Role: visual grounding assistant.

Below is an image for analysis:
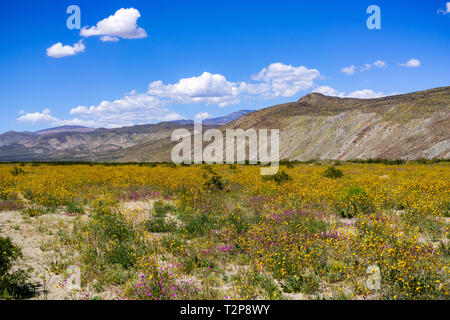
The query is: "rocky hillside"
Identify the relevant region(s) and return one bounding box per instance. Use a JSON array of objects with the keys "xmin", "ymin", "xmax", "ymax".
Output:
[
  {"xmin": 224, "ymin": 86, "xmax": 450, "ymax": 160},
  {"xmin": 0, "ymin": 122, "xmax": 209, "ymax": 162},
  {"xmin": 0, "ymin": 87, "xmax": 448, "ymax": 162}
]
